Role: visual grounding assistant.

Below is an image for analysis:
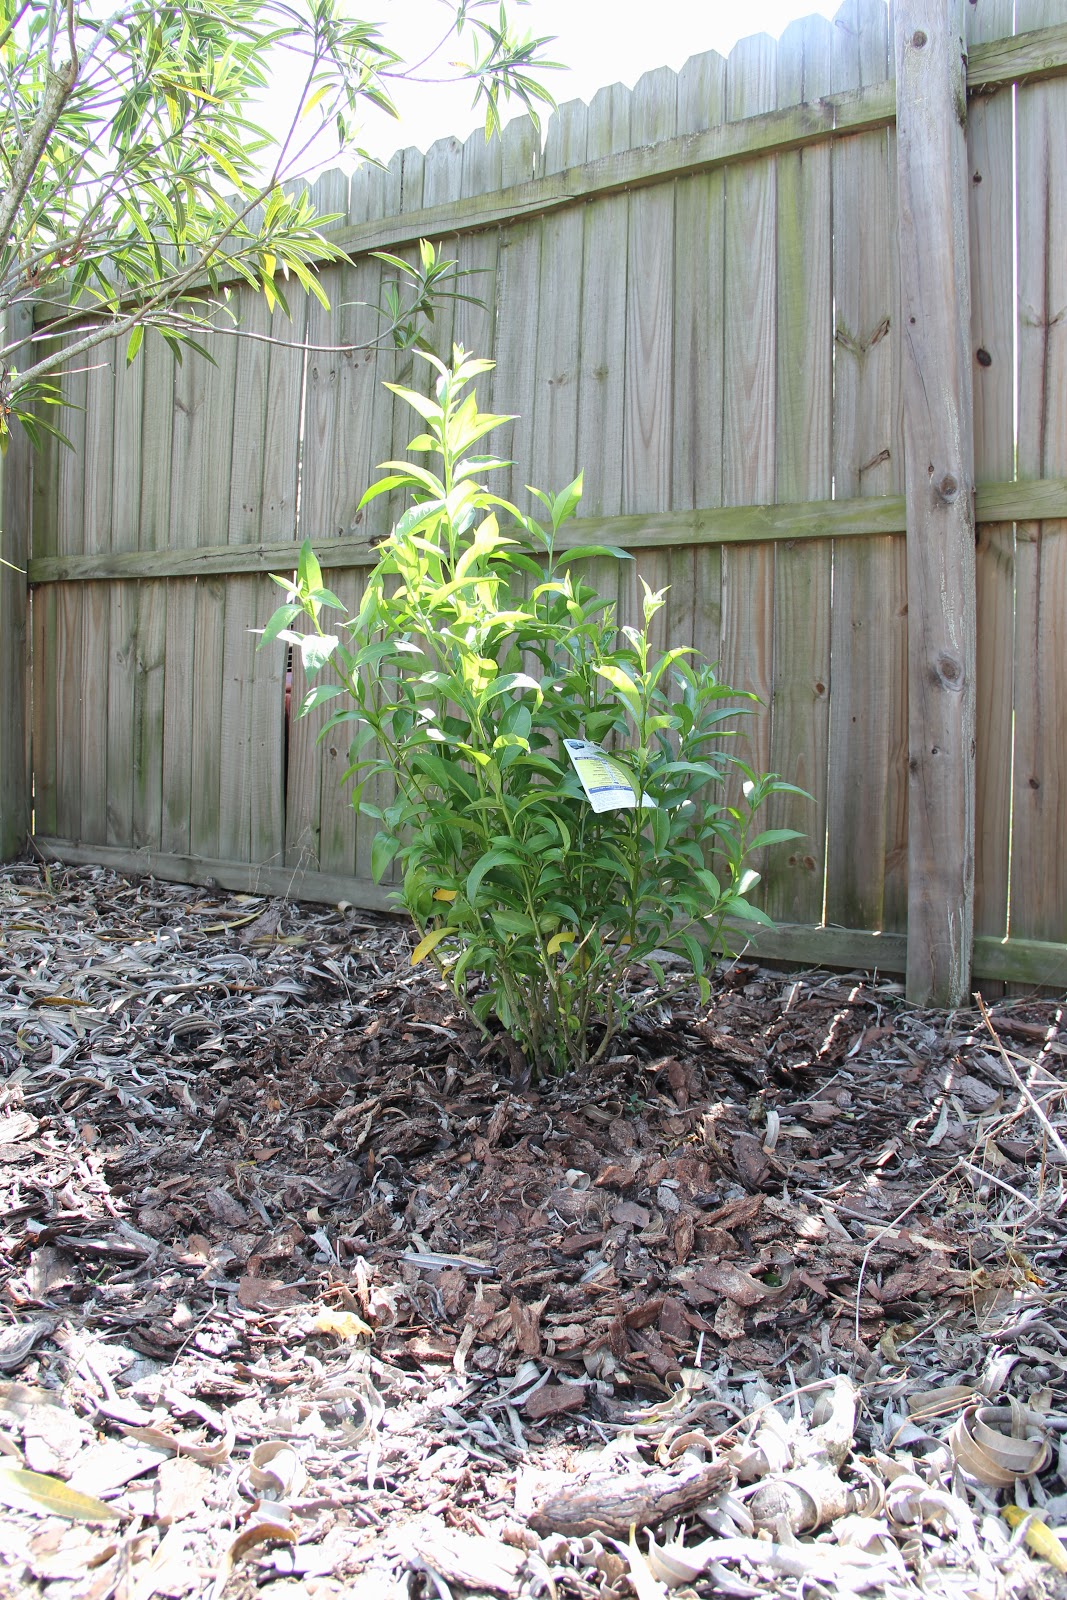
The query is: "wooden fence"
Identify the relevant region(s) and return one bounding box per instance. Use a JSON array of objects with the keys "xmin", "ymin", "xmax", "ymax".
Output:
[{"xmin": 4, "ymin": 0, "xmax": 1067, "ymax": 1001}]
